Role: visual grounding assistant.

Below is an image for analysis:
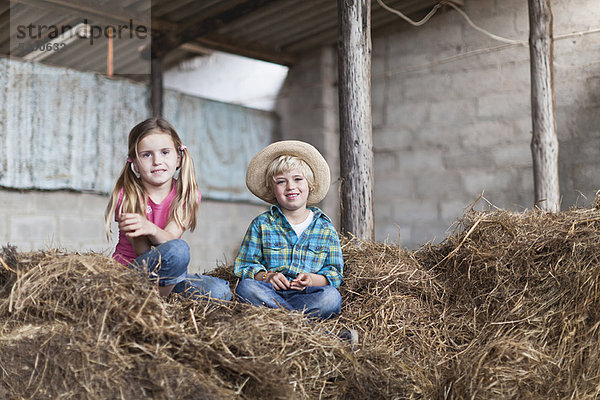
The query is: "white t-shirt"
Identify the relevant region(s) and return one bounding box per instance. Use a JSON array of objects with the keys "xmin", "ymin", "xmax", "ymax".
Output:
[{"xmin": 291, "ymin": 210, "xmax": 314, "ymax": 238}]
